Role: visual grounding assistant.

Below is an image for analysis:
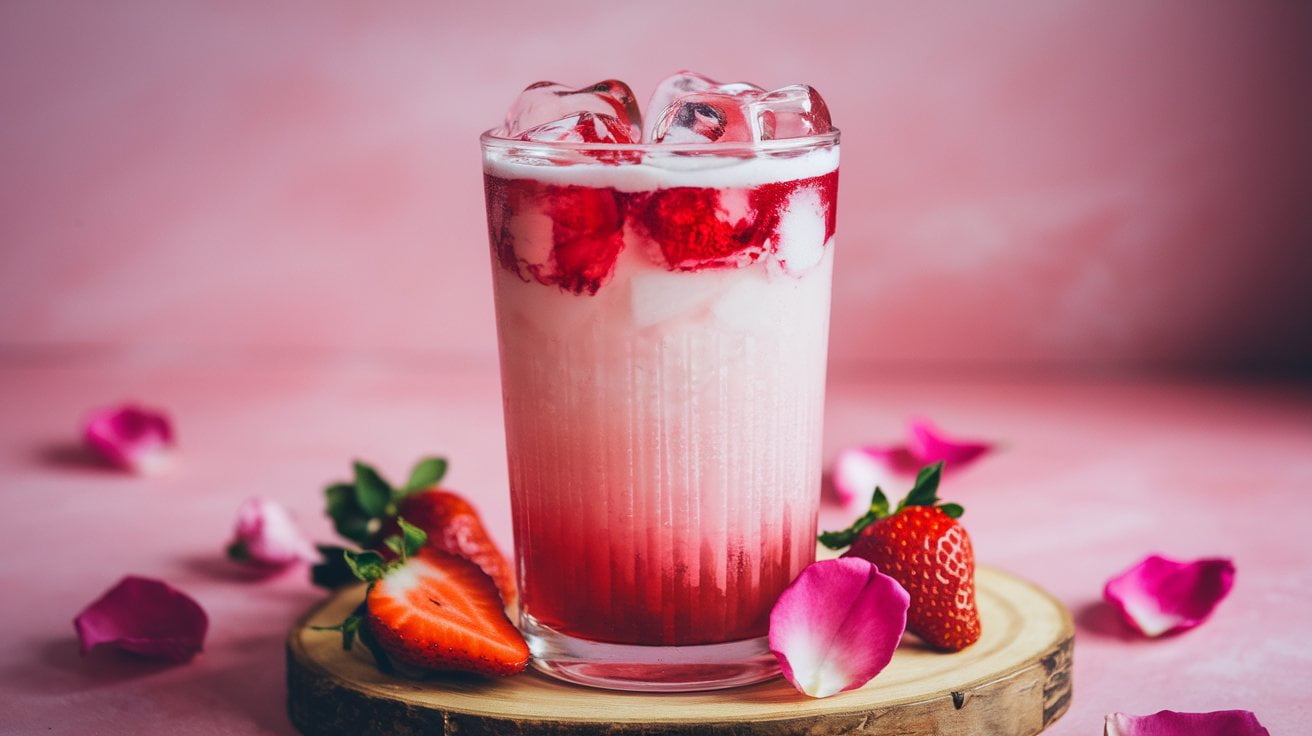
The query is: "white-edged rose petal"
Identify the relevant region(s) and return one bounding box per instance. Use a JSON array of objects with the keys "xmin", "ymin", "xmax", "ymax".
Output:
[
  {"xmin": 83, "ymin": 404, "xmax": 175, "ymax": 475},
  {"xmin": 769, "ymin": 557, "xmax": 909, "ymax": 698},
  {"xmin": 226, "ymin": 497, "xmax": 318, "ymax": 570},
  {"xmin": 1104, "ymin": 554, "xmax": 1236, "ymax": 637}
]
